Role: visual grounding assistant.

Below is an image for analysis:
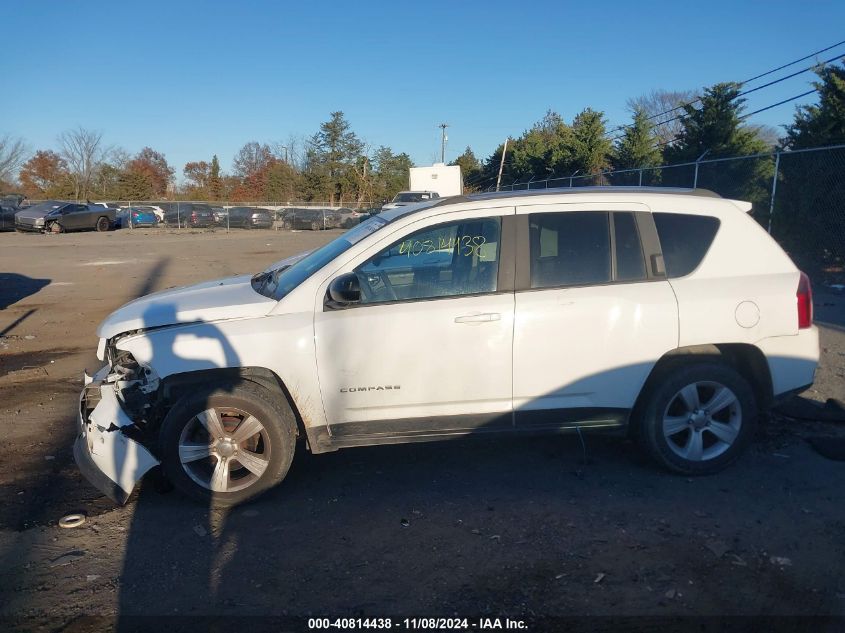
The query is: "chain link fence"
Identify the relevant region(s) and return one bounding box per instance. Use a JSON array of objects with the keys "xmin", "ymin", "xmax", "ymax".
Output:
[{"xmin": 495, "ymin": 144, "xmax": 845, "ymax": 286}]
